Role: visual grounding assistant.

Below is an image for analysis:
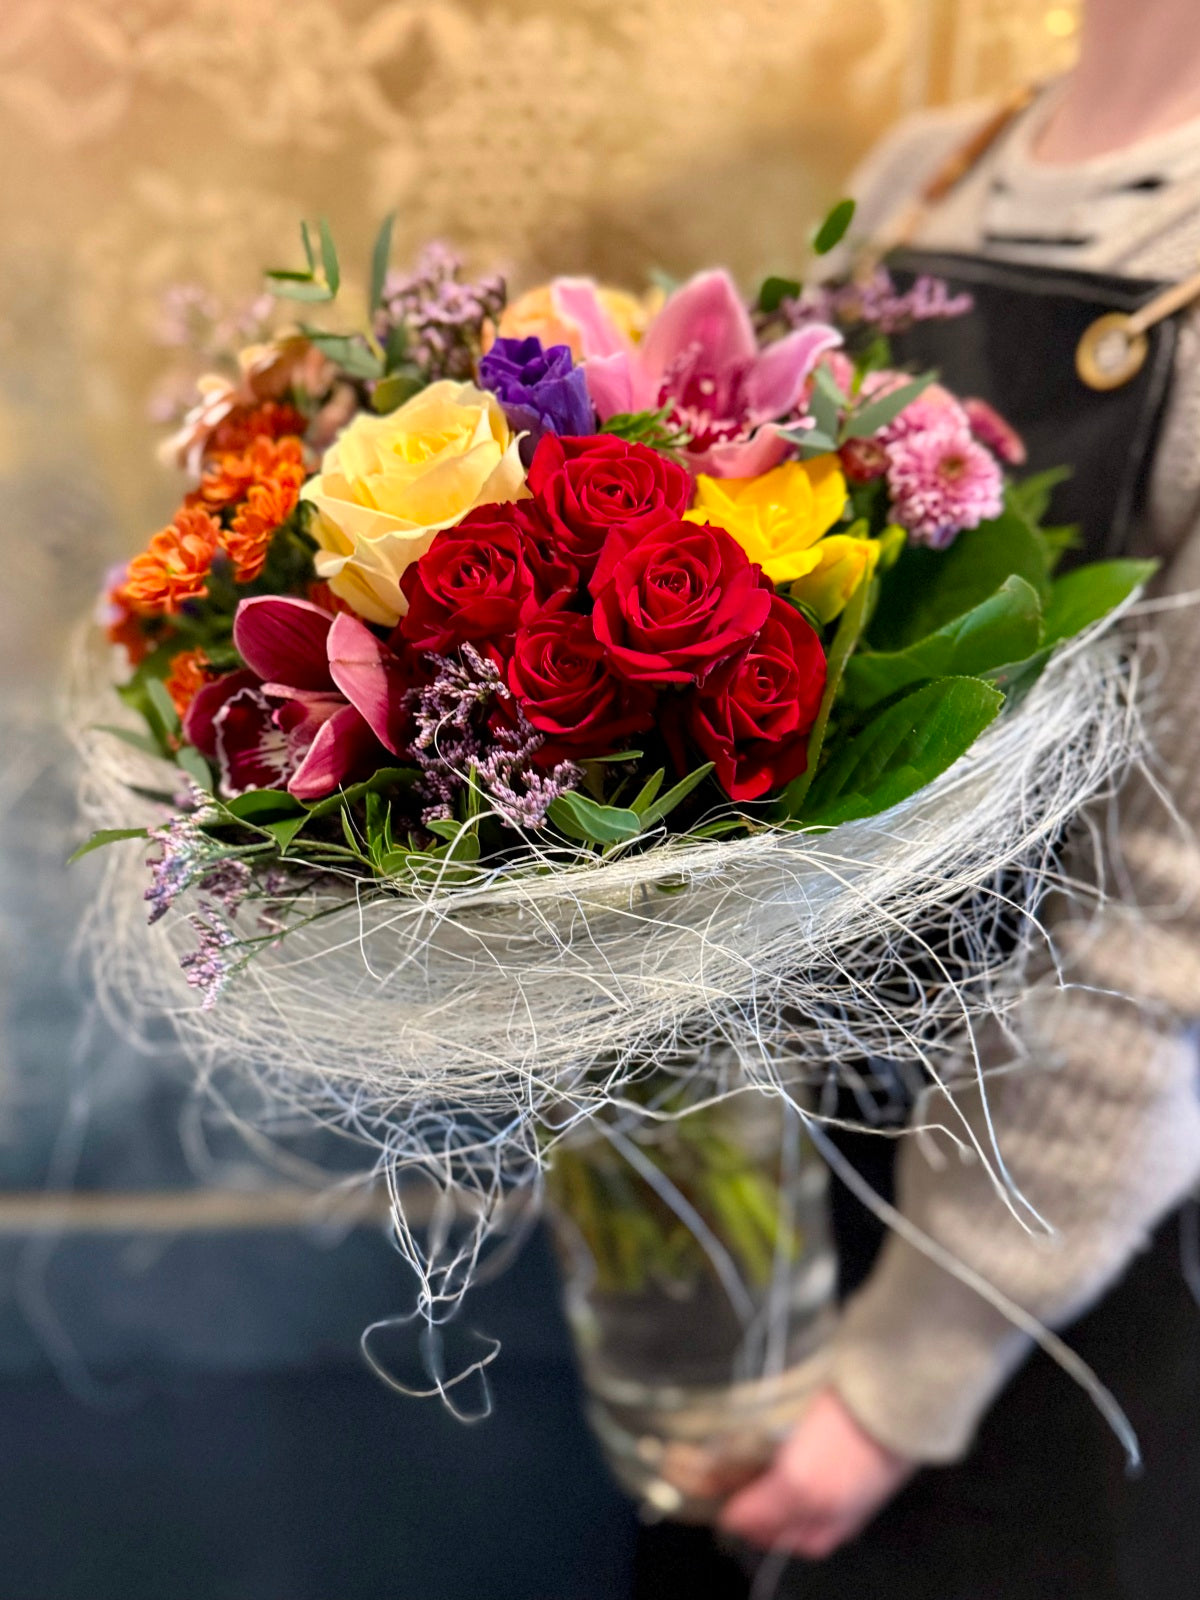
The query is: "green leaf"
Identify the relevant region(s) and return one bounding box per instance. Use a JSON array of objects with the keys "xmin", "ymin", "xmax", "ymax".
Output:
[
  {"xmin": 369, "ymin": 211, "xmax": 395, "ymax": 315},
  {"xmin": 802, "ymin": 677, "xmax": 1003, "ymax": 827},
  {"xmin": 807, "ymin": 369, "xmax": 841, "ymax": 452},
  {"xmin": 843, "ymin": 576, "xmax": 1044, "ymax": 708},
  {"xmin": 842, "ymin": 372, "xmax": 935, "ymax": 440},
  {"xmin": 371, "ymin": 371, "xmax": 425, "ymax": 412},
  {"xmin": 548, "ymin": 791, "xmax": 644, "ymax": 845},
  {"xmin": 318, "ymin": 217, "xmax": 340, "ymax": 296},
  {"xmin": 300, "ymin": 220, "xmax": 317, "ymax": 273},
  {"xmin": 265, "ymin": 276, "xmax": 334, "ymax": 303},
  {"xmin": 811, "ymin": 197, "xmax": 856, "ymax": 256},
  {"xmin": 777, "ymin": 426, "xmax": 838, "ymax": 455},
  {"xmin": 300, "ymin": 329, "xmax": 383, "ymax": 380},
  {"xmin": 146, "ymin": 677, "xmax": 181, "ymax": 738},
  {"xmin": 93, "ymin": 723, "xmax": 164, "ymax": 758},
  {"xmin": 1007, "ymin": 466, "xmax": 1071, "ymax": 528},
  {"xmin": 223, "ymin": 789, "xmax": 304, "ymax": 822},
  {"xmin": 869, "ymin": 511, "xmax": 1050, "ymax": 652},
  {"xmin": 638, "ymin": 763, "xmax": 715, "ymax": 828},
  {"xmin": 758, "ymin": 274, "xmax": 802, "ymax": 314},
  {"xmin": 1041, "ymin": 559, "xmax": 1157, "ymax": 647},
  {"xmin": 264, "ymin": 815, "xmax": 308, "ymax": 852},
  {"xmin": 304, "ymin": 767, "xmax": 419, "ymax": 819},
  {"xmin": 773, "ymin": 563, "xmax": 872, "ymax": 818},
  {"xmin": 176, "ymin": 746, "xmax": 212, "ymax": 791},
  {"xmin": 68, "ymin": 827, "xmax": 148, "ymax": 865},
  {"xmin": 600, "ymin": 406, "xmax": 692, "ymax": 455},
  {"xmin": 629, "ymin": 768, "xmax": 666, "ymax": 814}
]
